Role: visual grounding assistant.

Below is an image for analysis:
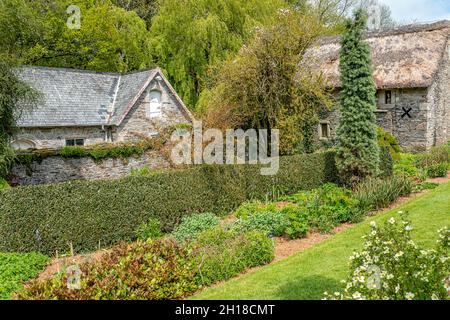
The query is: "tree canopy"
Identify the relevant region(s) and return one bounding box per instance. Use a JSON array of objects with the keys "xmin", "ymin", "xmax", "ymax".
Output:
[
  {"xmin": 0, "ymin": 0, "xmax": 153, "ymax": 72},
  {"xmin": 0, "ymin": 61, "xmax": 39, "ymax": 176},
  {"xmin": 150, "ymin": 0, "xmax": 287, "ymax": 108},
  {"xmin": 202, "ymin": 10, "xmax": 332, "ymax": 155}
]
